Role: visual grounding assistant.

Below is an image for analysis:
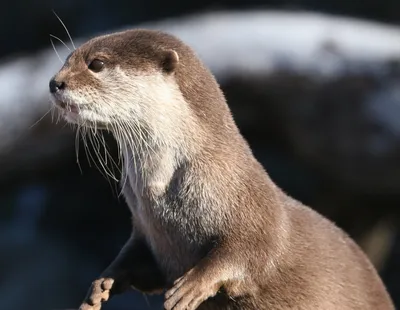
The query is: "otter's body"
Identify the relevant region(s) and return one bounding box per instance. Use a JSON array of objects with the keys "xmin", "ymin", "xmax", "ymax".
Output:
[{"xmin": 49, "ymin": 29, "xmax": 394, "ymax": 310}]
